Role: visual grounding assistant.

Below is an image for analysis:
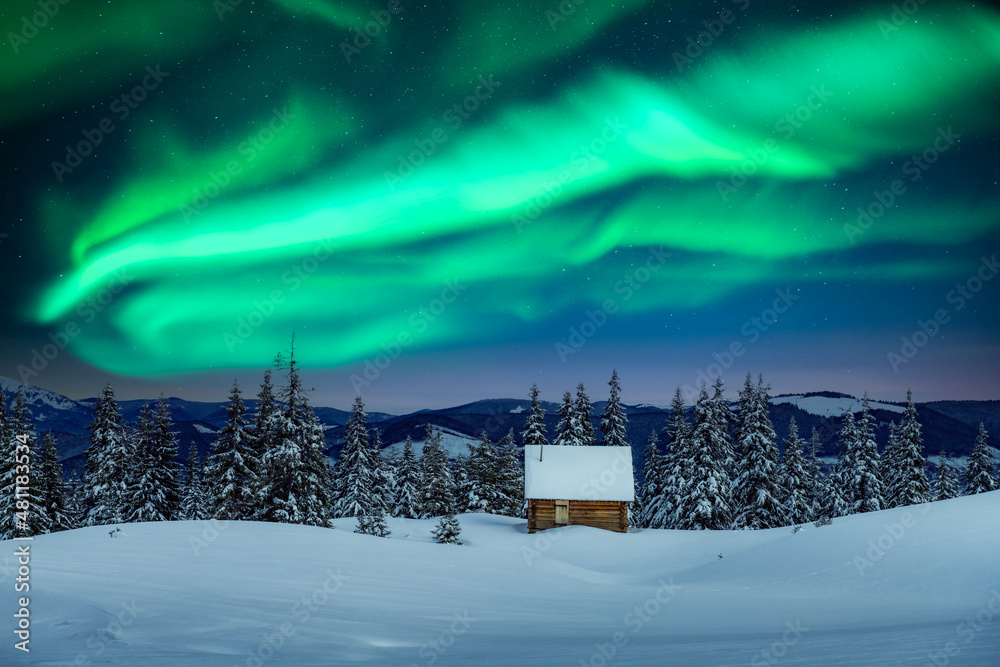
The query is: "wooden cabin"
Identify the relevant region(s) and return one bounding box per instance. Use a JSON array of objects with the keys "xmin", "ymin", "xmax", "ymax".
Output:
[{"xmin": 523, "ymin": 444, "xmax": 634, "ymax": 533}]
